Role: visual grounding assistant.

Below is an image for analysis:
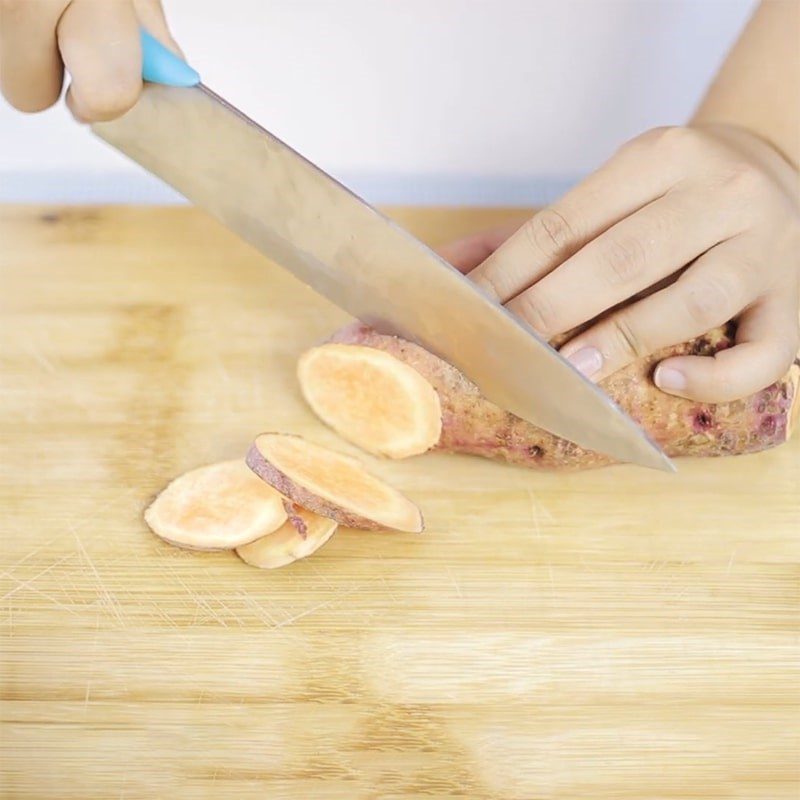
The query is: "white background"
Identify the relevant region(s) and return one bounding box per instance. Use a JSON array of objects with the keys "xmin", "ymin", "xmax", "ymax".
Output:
[{"xmin": 0, "ymin": 0, "xmax": 755, "ymax": 205}]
